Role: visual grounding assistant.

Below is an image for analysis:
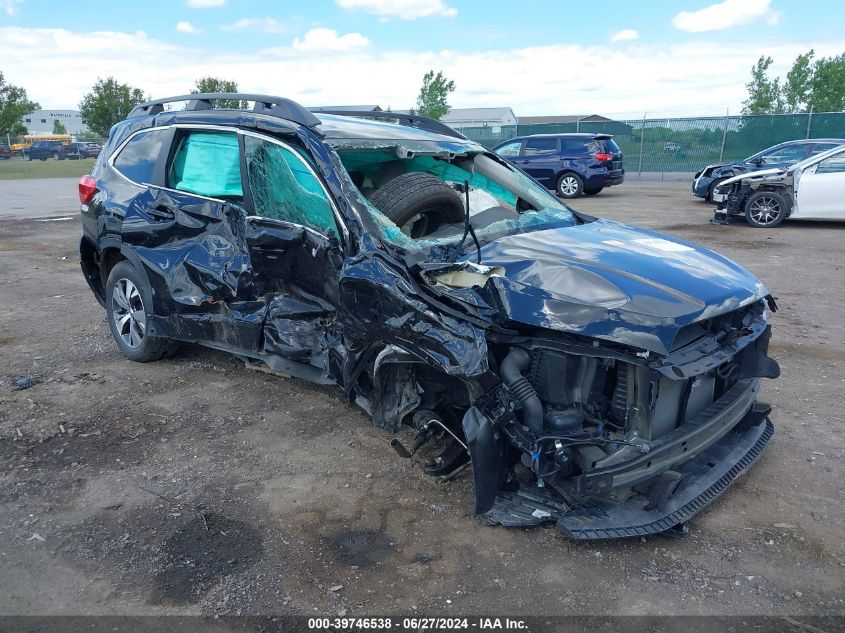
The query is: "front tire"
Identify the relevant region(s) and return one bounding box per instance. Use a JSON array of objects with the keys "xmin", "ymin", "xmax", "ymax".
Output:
[
  {"xmin": 706, "ymin": 178, "xmax": 726, "ymax": 202},
  {"xmin": 52, "ymin": 152, "xmax": 61, "ymax": 161},
  {"xmin": 23, "ymin": 154, "xmax": 31, "ymax": 161},
  {"xmin": 105, "ymin": 261, "xmax": 177, "ymax": 362},
  {"xmin": 556, "ymin": 173, "xmax": 583, "ymax": 198},
  {"xmin": 744, "ymin": 191, "xmax": 787, "ymax": 228}
]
